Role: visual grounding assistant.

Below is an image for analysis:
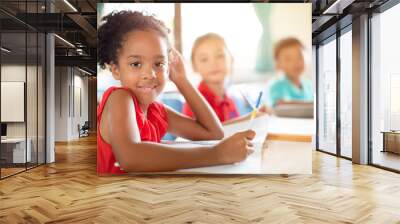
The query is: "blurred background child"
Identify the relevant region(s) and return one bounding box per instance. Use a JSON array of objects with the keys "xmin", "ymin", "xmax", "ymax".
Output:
[
  {"xmin": 268, "ymin": 37, "xmax": 313, "ymax": 107},
  {"xmin": 183, "ymin": 33, "xmax": 268, "ymax": 124}
]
